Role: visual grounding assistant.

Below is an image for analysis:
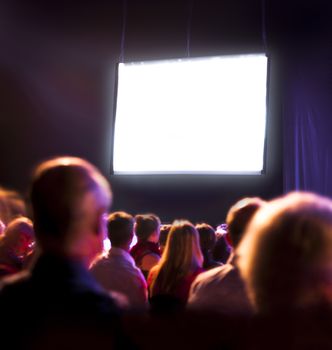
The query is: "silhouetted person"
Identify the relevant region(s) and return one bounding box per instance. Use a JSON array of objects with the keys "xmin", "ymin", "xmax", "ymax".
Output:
[
  {"xmin": 0, "ymin": 156, "xmax": 123, "ymax": 349},
  {"xmin": 196, "ymin": 223, "xmax": 222, "ymax": 270}
]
